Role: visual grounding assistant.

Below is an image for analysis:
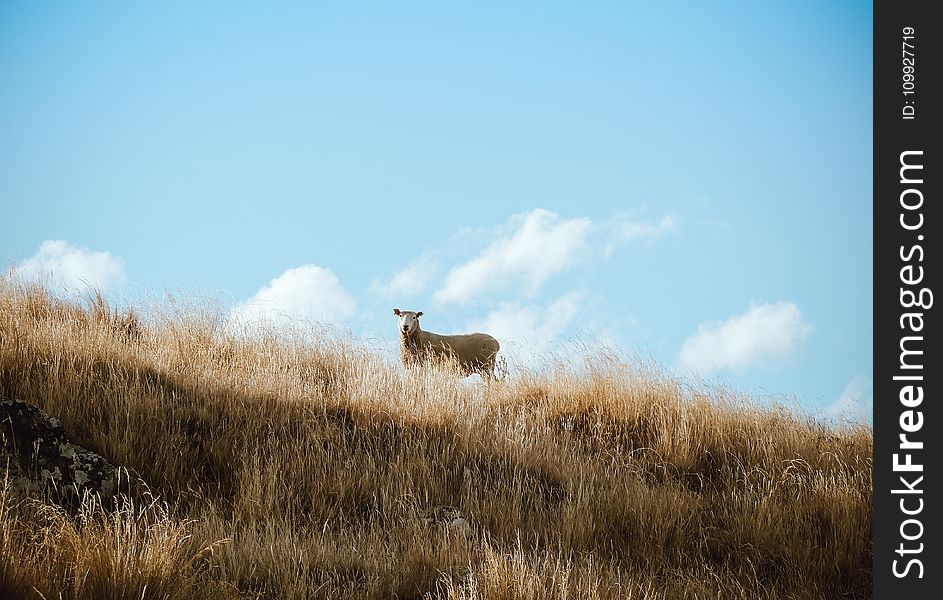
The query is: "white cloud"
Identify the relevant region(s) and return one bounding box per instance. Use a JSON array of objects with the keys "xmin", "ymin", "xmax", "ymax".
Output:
[
  {"xmin": 14, "ymin": 240, "xmax": 126, "ymax": 293},
  {"xmin": 230, "ymin": 265, "xmax": 356, "ymax": 328},
  {"xmin": 378, "ymin": 208, "xmax": 678, "ymax": 307},
  {"xmin": 370, "ymin": 257, "xmax": 437, "ymax": 297},
  {"xmin": 678, "ymin": 302, "xmax": 811, "ymax": 373},
  {"xmin": 610, "ymin": 213, "xmax": 678, "ymax": 244},
  {"xmin": 826, "ymin": 375, "xmax": 873, "ymax": 424},
  {"xmin": 601, "ymin": 212, "xmax": 678, "ymax": 256},
  {"xmin": 467, "ymin": 292, "xmax": 585, "ymax": 367},
  {"xmin": 434, "ymin": 209, "xmax": 592, "ymax": 305}
]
